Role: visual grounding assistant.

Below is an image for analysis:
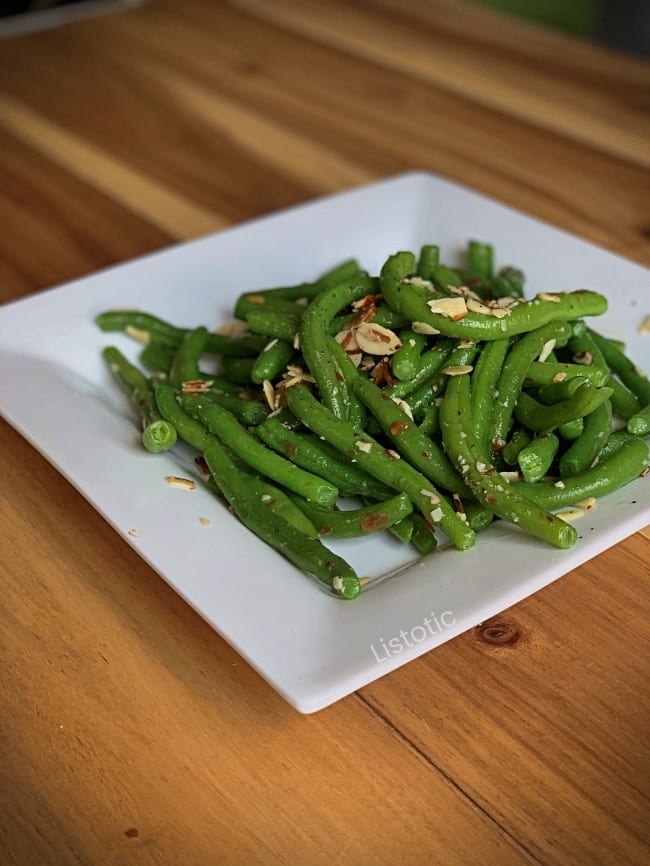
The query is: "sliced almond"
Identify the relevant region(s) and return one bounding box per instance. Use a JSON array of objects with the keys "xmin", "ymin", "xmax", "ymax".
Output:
[
  {"xmin": 466, "ymin": 298, "xmax": 493, "ymax": 316},
  {"xmin": 639, "ymin": 315, "xmax": 650, "ymax": 334},
  {"xmin": 552, "ymin": 372, "xmax": 567, "ymax": 383},
  {"xmin": 390, "ymin": 395, "xmax": 414, "ymax": 420},
  {"xmin": 496, "ymin": 296, "xmax": 519, "ymax": 308},
  {"xmin": 577, "ymin": 497, "xmax": 597, "ymax": 510},
  {"xmin": 262, "ymin": 338, "xmax": 278, "ymax": 353},
  {"xmin": 538, "ymin": 339, "xmax": 556, "ymax": 363},
  {"xmin": 402, "ymin": 276, "xmax": 435, "ymax": 290},
  {"xmin": 537, "ymin": 292, "xmax": 562, "ymax": 303},
  {"xmin": 335, "ymin": 328, "xmax": 362, "ymax": 367},
  {"xmin": 355, "ymin": 440, "xmax": 372, "ymax": 453},
  {"xmin": 125, "ymin": 325, "xmax": 151, "ymax": 344},
  {"xmin": 165, "ymin": 476, "xmax": 196, "ymax": 490},
  {"xmin": 127, "ymin": 528, "xmax": 143, "ymax": 538},
  {"xmin": 215, "ymin": 320, "xmax": 248, "ymax": 337},
  {"xmin": 262, "ymin": 379, "xmax": 276, "ymax": 410},
  {"xmin": 429, "ymin": 507, "xmax": 443, "ymax": 523},
  {"xmin": 442, "ymin": 364, "xmax": 474, "ymax": 376},
  {"xmin": 457, "ymin": 339, "xmax": 475, "ymax": 348},
  {"xmin": 427, "ymin": 297, "xmax": 468, "ymax": 321},
  {"xmin": 489, "ymin": 306, "xmax": 510, "ymax": 319},
  {"xmin": 355, "ymin": 322, "xmax": 402, "ymax": 355},
  {"xmin": 293, "ymin": 331, "xmax": 301, "ymax": 350},
  {"xmin": 411, "ymin": 321, "xmax": 441, "ymax": 335},
  {"xmin": 556, "ymin": 506, "xmax": 585, "ymax": 522},
  {"xmin": 420, "ymin": 488, "xmax": 441, "ymax": 505},
  {"xmin": 199, "ymin": 516, "xmax": 211, "ymax": 527},
  {"xmin": 181, "ymin": 379, "xmax": 213, "ymax": 394}
]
